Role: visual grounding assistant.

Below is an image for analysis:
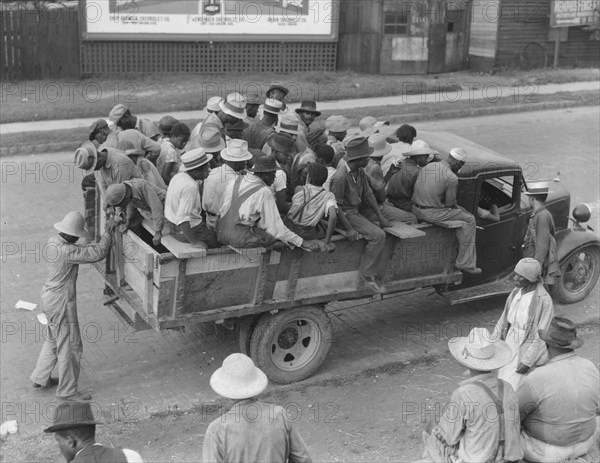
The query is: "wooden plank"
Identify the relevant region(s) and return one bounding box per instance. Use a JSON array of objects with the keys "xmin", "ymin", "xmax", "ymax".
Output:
[
  {"xmin": 123, "ymin": 261, "xmax": 149, "ymax": 311},
  {"xmin": 160, "ymin": 233, "xmax": 207, "ymax": 259},
  {"xmin": 384, "ymin": 222, "xmax": 426, "ymax": 239}
]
